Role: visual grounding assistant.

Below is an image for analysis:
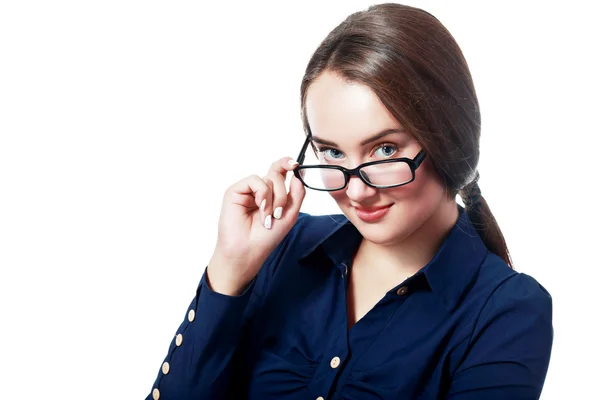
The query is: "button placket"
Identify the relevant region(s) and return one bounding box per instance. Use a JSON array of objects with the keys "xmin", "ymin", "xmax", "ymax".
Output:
[{"xmin": 307, "ymin": 343, "xmax": 348, "ymax": 398}]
